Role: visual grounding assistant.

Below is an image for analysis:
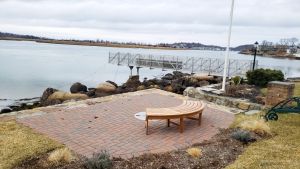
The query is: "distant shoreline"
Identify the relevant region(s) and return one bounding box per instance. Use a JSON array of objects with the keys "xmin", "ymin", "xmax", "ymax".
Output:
[
  {"xmin": 239, "ymin": 51, "xmax": 300, "ymax": 60},
  {"xmin": 0, "ymin": 38, "xmax": 186, "ymax": 50}
]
